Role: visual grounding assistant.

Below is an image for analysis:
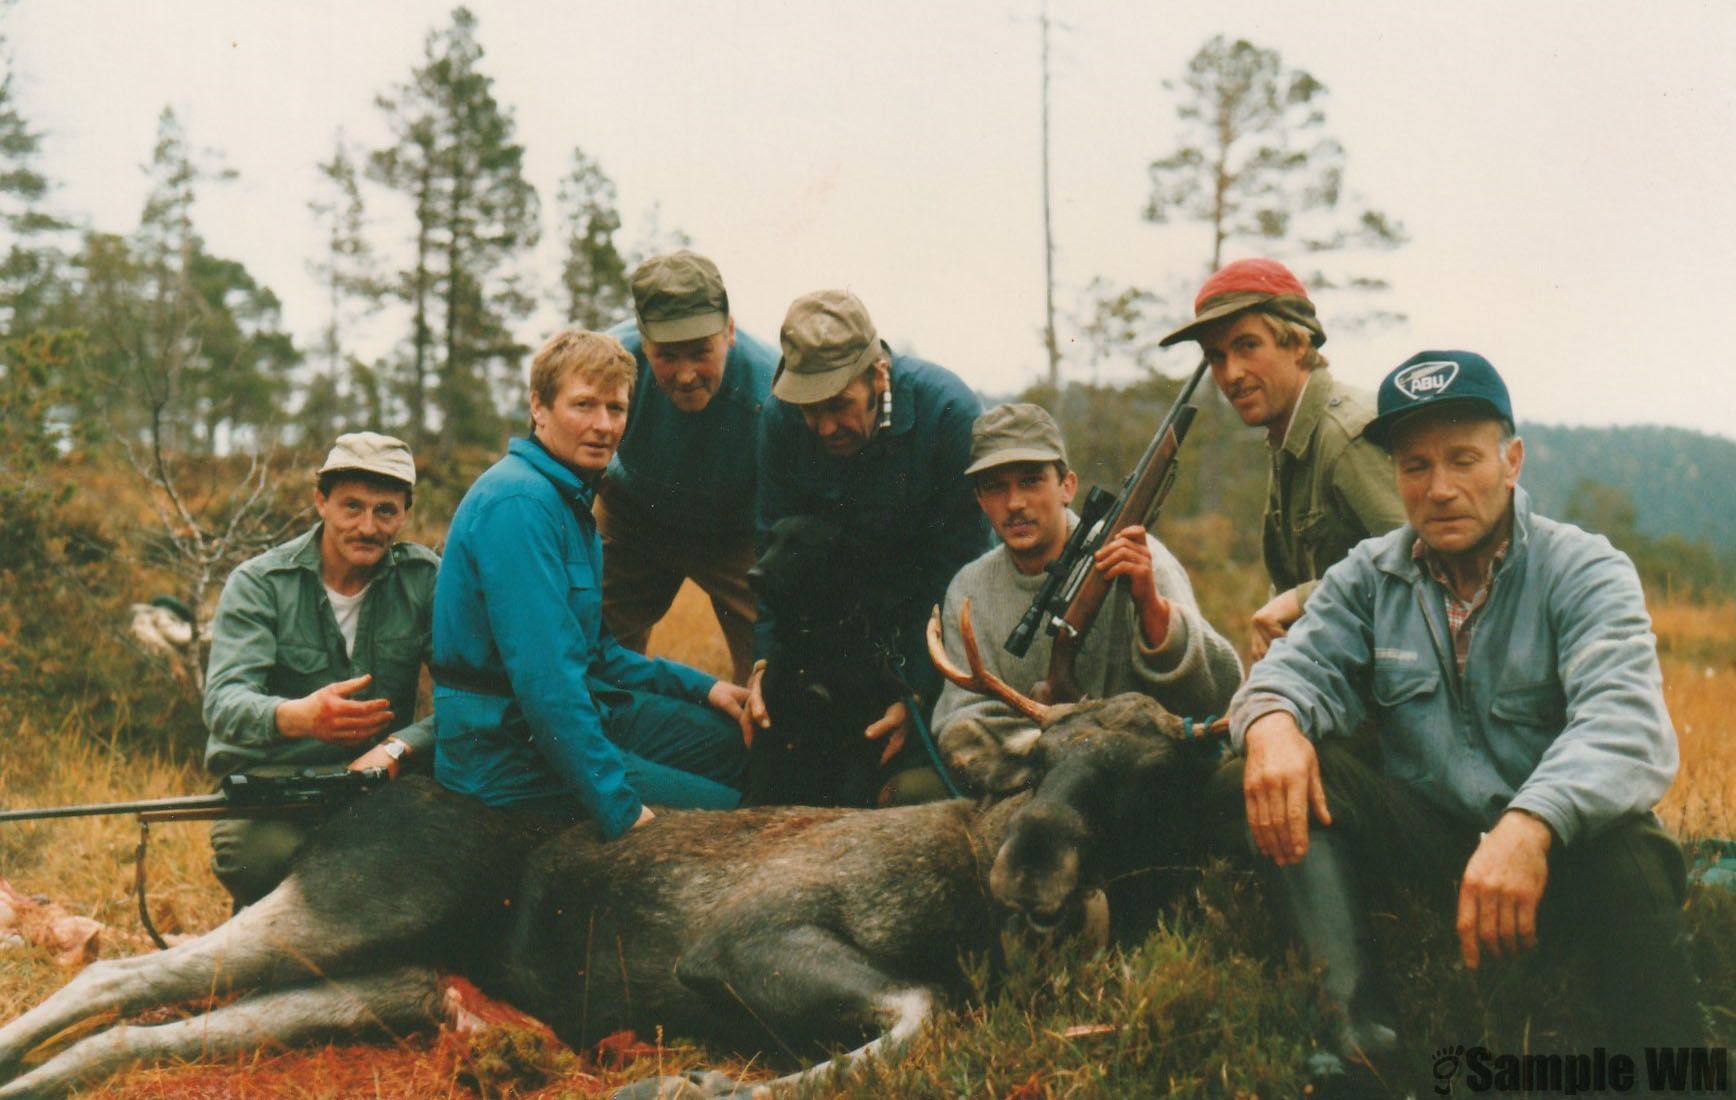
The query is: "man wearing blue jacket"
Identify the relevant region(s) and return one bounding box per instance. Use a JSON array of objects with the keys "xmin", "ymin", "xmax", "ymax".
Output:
[
  {"xmin": 600, "ymin": 251, "xmax": 776, "ymax": 684},
  {"xmin": 744, "ymin": 289, "xmax": 989, "ymax": 803},
  {"xmin": 433, "ymin": 328, "xmax": 748, "ymax": 837},
  {"xmin": 1224, "ymin": 351, "xmax": 1700, "ymax": 1077}
]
